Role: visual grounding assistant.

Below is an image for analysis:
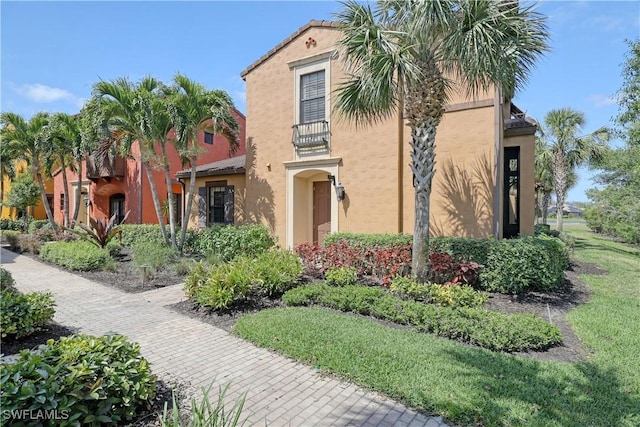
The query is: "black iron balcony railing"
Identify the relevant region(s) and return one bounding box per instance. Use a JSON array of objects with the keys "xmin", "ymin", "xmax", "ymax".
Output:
[
  {"xmin": 86, "ymin": 154, "xmax": 125, "ymax": 181},
  {"xmin": 292, "ymin": 120, "xmax": 329, "ymax": 150}
]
